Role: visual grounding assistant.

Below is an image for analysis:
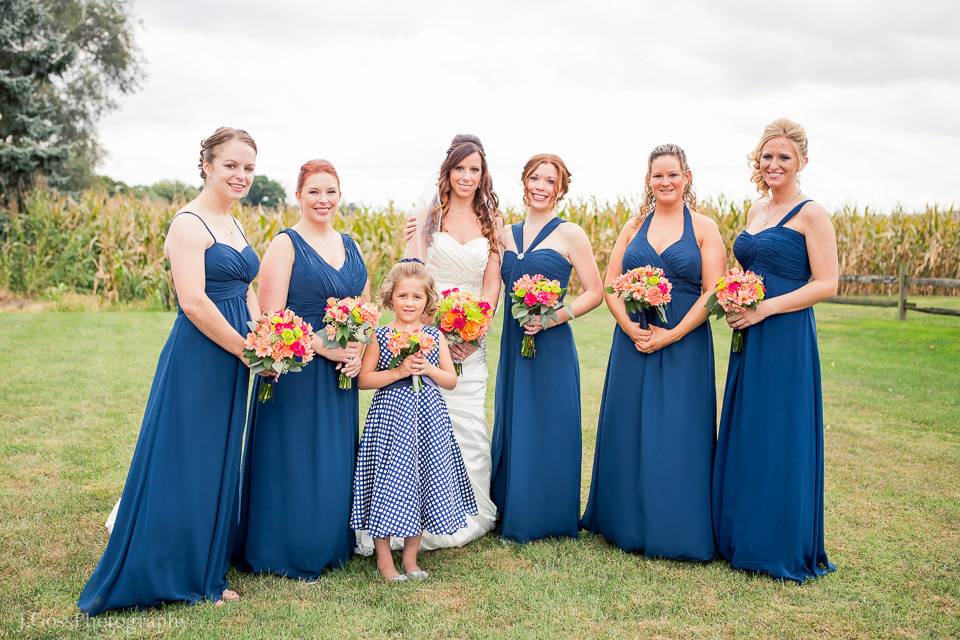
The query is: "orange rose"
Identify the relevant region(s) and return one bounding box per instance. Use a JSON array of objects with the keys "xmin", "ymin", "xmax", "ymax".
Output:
[
  {"xmin": 461, "ymin": 320, "xmax": 481, "ymax": 342},
  {"xmin": 441, "ymin": 311, "xmax": 458, "ymax": 332}
]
